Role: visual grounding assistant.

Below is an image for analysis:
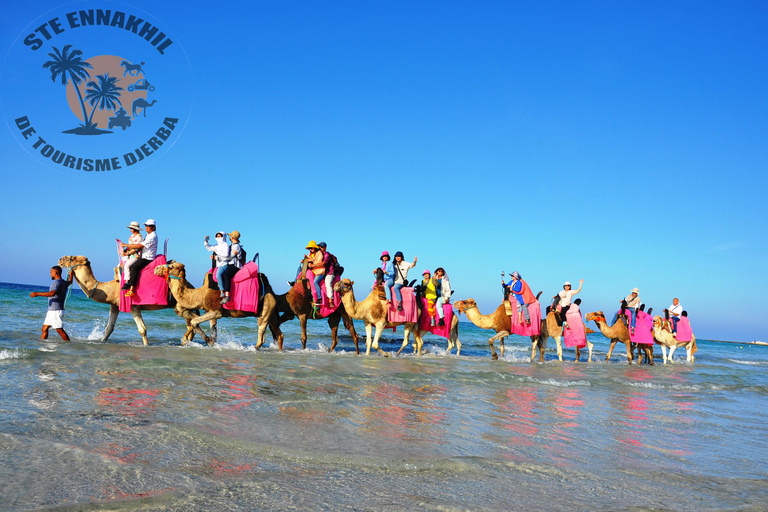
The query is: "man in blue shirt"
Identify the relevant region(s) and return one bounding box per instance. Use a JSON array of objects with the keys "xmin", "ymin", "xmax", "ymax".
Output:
[{"xmin": 30, "ymin": 265, "xmax": 73, "ymax": 341}]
